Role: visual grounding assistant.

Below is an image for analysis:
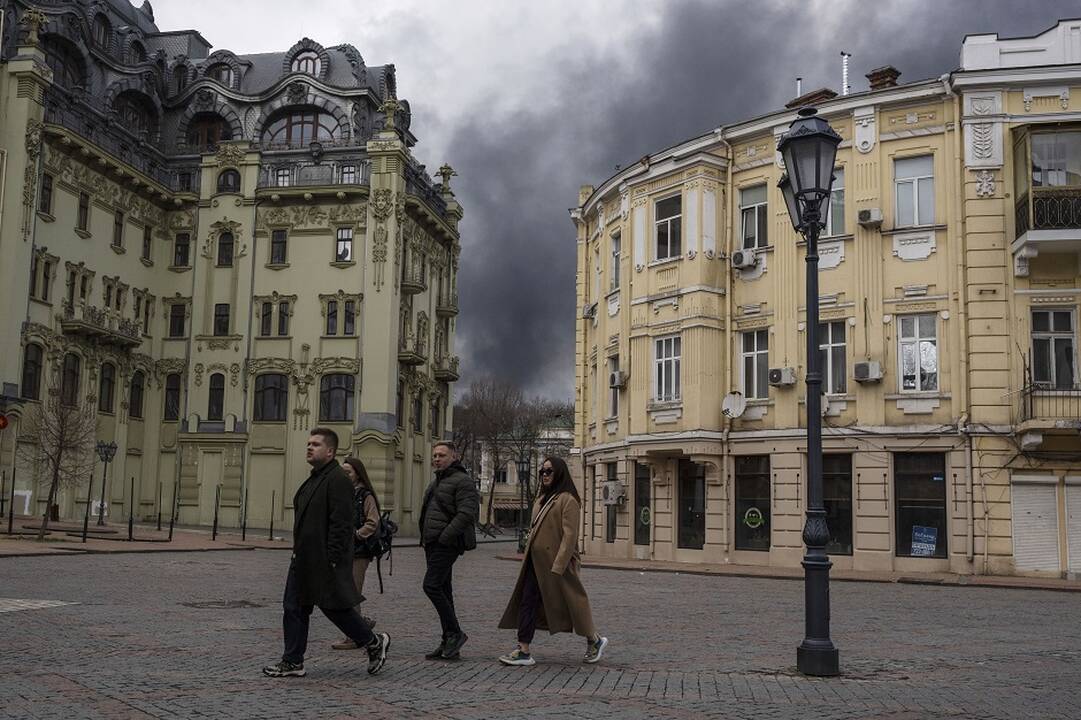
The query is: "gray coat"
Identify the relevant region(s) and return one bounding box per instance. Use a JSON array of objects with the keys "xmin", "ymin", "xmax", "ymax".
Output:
[
  {"xmin": 291, "ymin": 459, "xmax": 360, "ymax": 609},
  {"xmin": 419, "ymin": 461, "xmax": 479, "ymax": 548}
]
